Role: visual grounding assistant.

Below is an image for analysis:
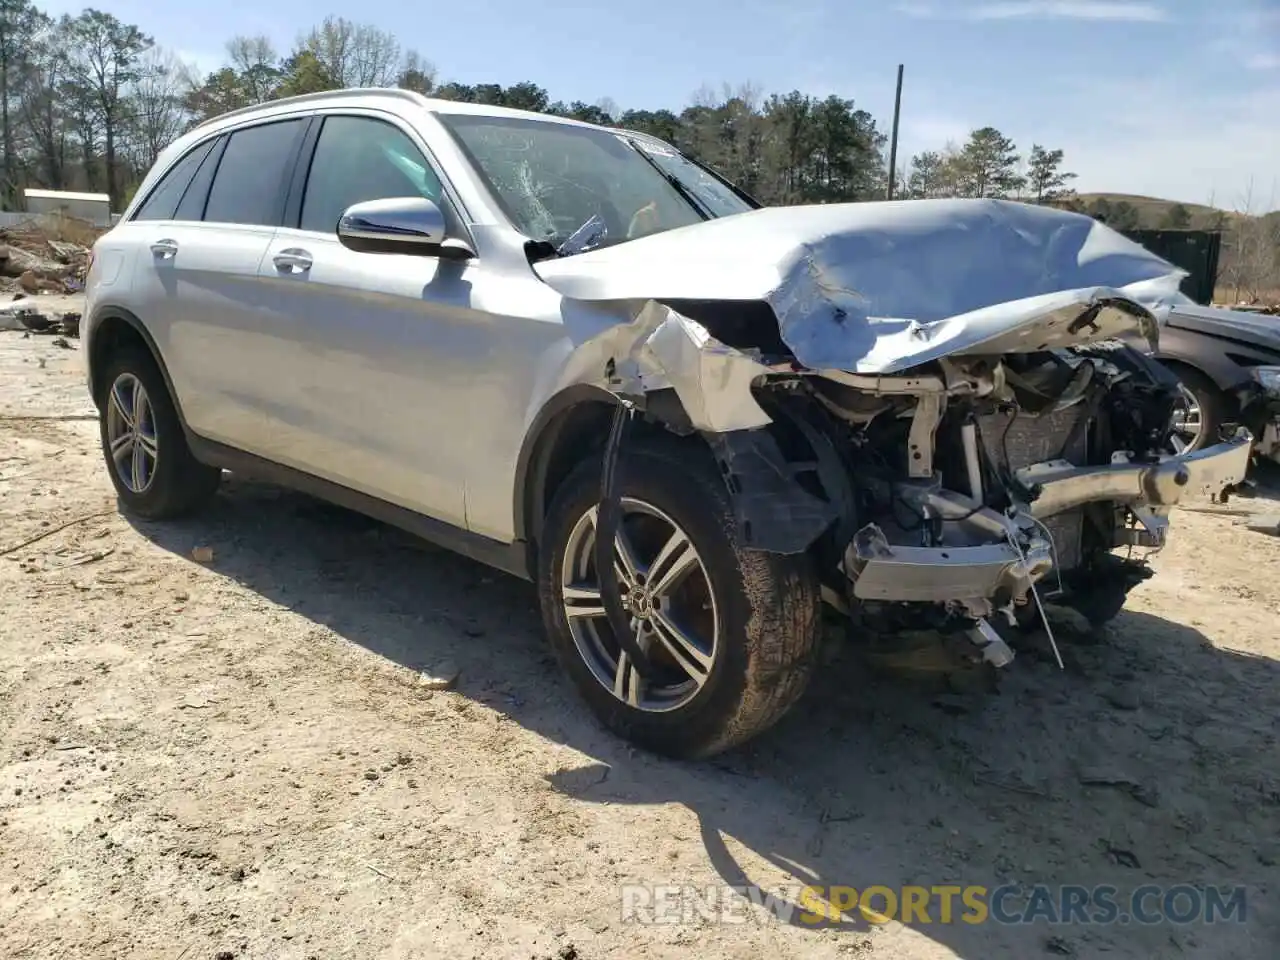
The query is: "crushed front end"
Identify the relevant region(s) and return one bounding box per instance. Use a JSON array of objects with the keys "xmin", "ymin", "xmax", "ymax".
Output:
[
  {"xmin": 541, "ymin": 199, "xmax": 1253, "ymax": 675},
  {"xmin": 748, "ymin": 338, "xmax": 1250, "ymax": 672}
]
